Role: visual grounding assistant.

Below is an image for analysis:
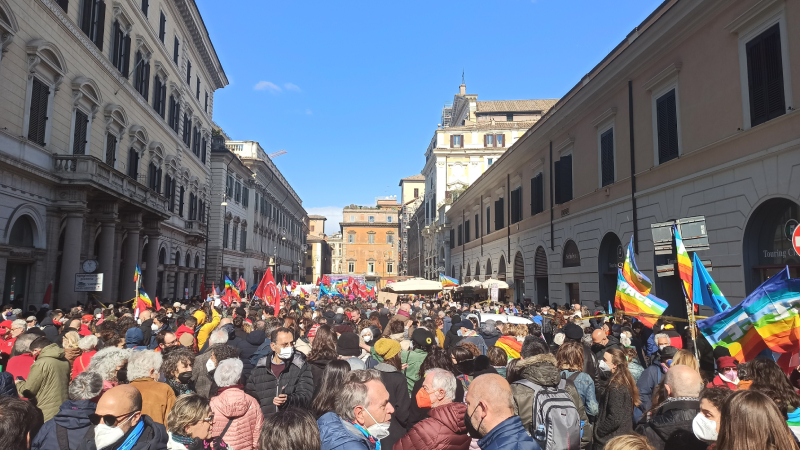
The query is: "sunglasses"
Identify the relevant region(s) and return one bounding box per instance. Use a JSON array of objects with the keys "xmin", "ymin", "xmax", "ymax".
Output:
[
  {"xmin": 89, "ymin": 411, "xmax": 138, "ymax": 427},
  {"xmin": 201, "ymin": 415, "xmax": 215, "ymax": 423}
]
